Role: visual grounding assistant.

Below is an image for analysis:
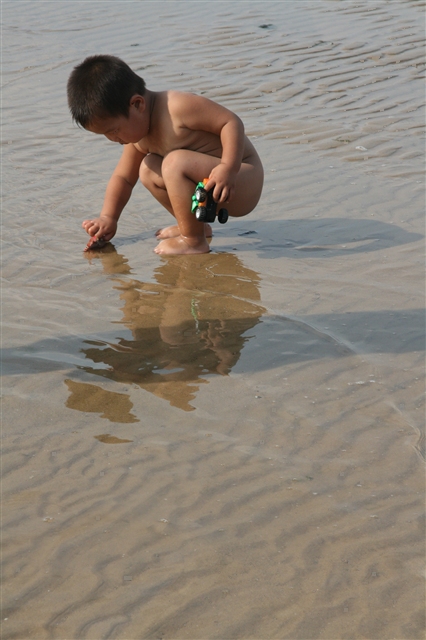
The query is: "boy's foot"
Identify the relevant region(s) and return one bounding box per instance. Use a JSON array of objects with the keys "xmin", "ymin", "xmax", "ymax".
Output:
[
  {"xmin": 155, "ymin": 223, "xmax": 213, "ymax": 239},
  {"xmin": 154, "ymin": 235, "xmax": 210, "ymax": 255}
]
